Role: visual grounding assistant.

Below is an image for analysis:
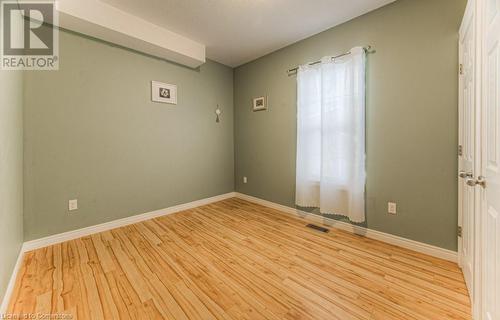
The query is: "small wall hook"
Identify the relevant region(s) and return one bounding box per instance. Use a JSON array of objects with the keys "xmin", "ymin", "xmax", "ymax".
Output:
[{"xmin": 215, "ymin": 105, "xmax": 222, "ymax": 123}]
